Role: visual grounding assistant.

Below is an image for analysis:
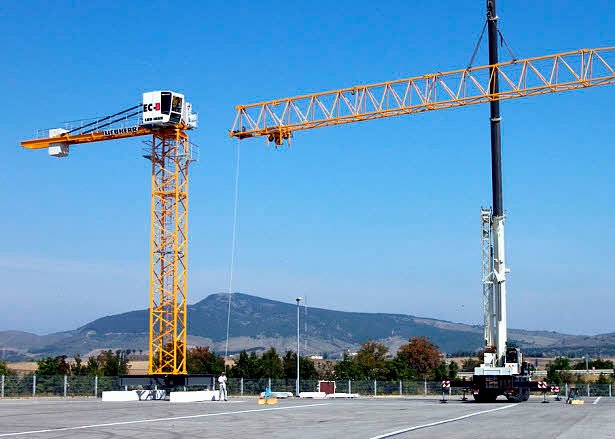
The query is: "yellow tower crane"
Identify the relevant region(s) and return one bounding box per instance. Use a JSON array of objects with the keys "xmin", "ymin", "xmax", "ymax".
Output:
[{"xmin": 21, "ymin": 91, "xmax": 197, "ymax": 376}]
